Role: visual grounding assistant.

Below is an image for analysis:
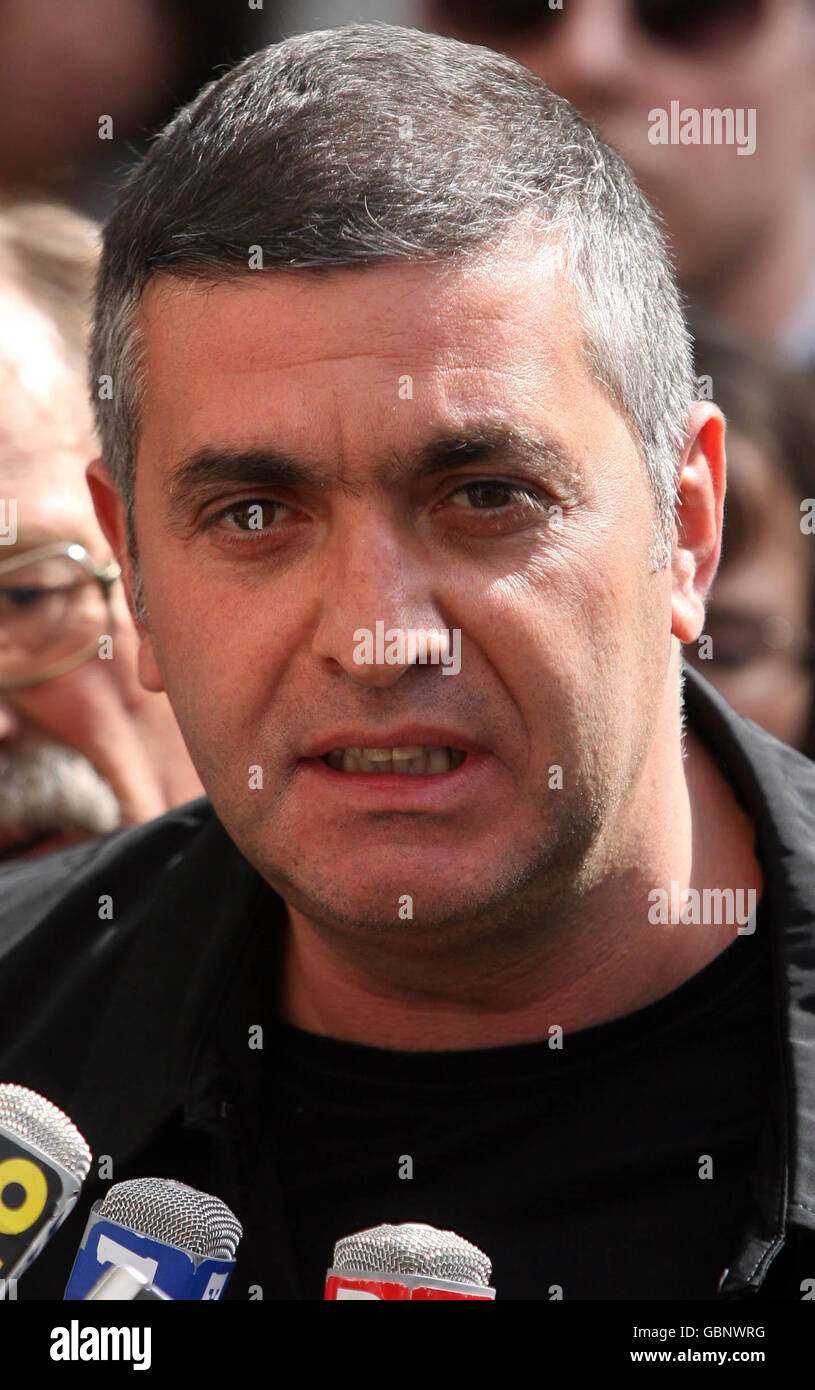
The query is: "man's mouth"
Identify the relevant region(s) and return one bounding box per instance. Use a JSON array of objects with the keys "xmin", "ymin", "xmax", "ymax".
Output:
[{"xmin": 321, "ymin": 745, "xmax": 468, "ymax": 774}]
